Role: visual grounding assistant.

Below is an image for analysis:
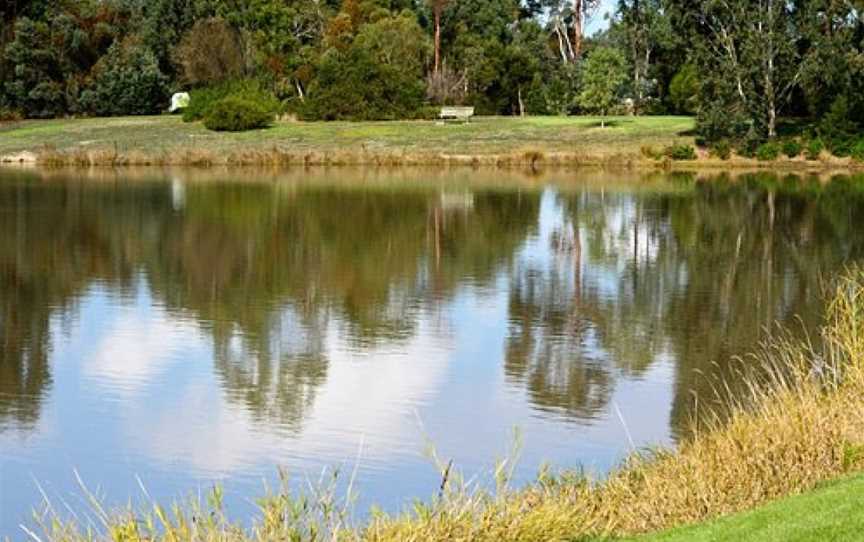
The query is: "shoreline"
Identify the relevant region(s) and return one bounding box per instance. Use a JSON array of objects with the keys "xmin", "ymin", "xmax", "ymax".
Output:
[
  {"xmin": 3, "ymin": 147, "xmax": 863, "ymax": 174},
  {"xmin": 3, "ymin": 115, "xmax": 861, "ymax": 174}
]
